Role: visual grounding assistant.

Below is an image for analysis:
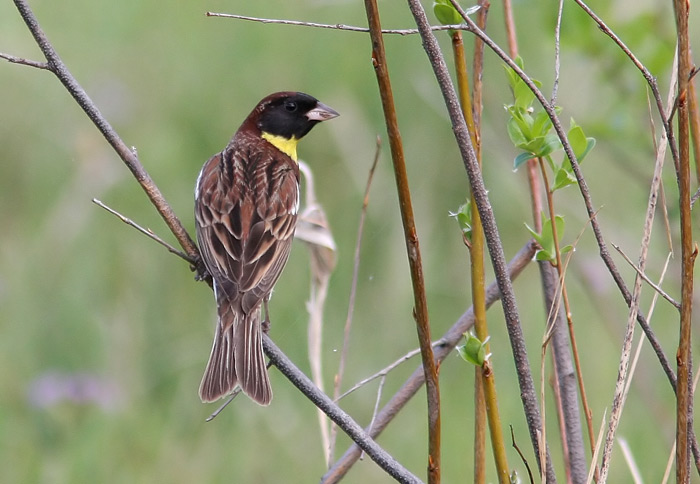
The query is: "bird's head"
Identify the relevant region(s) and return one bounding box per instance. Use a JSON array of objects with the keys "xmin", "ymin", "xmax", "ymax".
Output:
[{"xmin": 249, "ymin": 92, "xmax": 339, "ymax": 161}]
